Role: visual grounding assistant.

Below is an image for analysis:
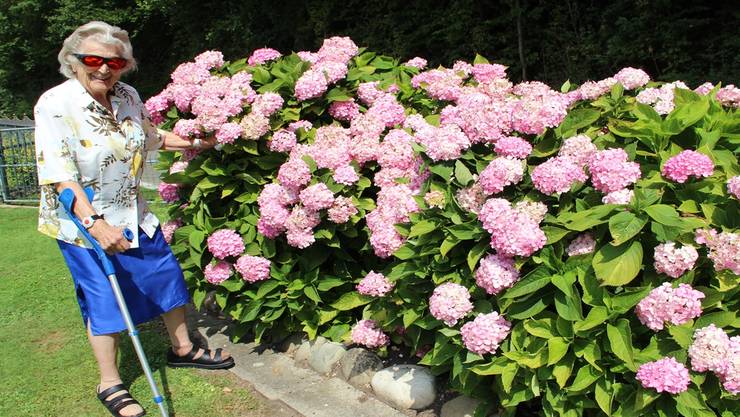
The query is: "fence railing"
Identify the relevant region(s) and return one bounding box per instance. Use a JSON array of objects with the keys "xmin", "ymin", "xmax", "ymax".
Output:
[
  {"xmin": 0, "ymin": 127, "xmax": 38, "ymax": 203},
  {"xmin": 0, "ymin": 126, "xmax": 162, "ymax": 204}
]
